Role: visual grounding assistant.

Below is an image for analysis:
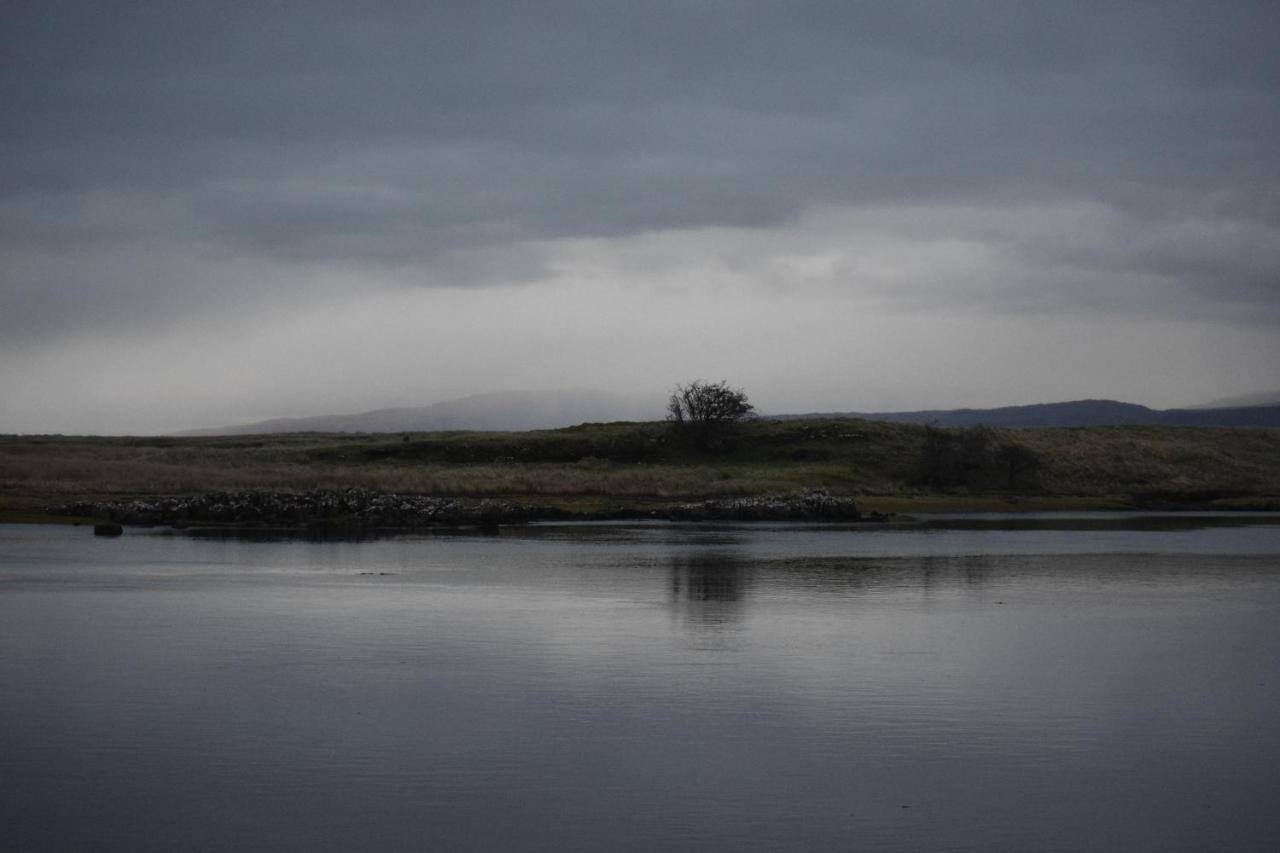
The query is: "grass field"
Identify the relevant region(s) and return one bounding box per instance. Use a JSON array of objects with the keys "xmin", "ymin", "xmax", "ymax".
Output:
[{"xmin": 3, "ymin": 418, "xmax": 1279, "ymax": 519}]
